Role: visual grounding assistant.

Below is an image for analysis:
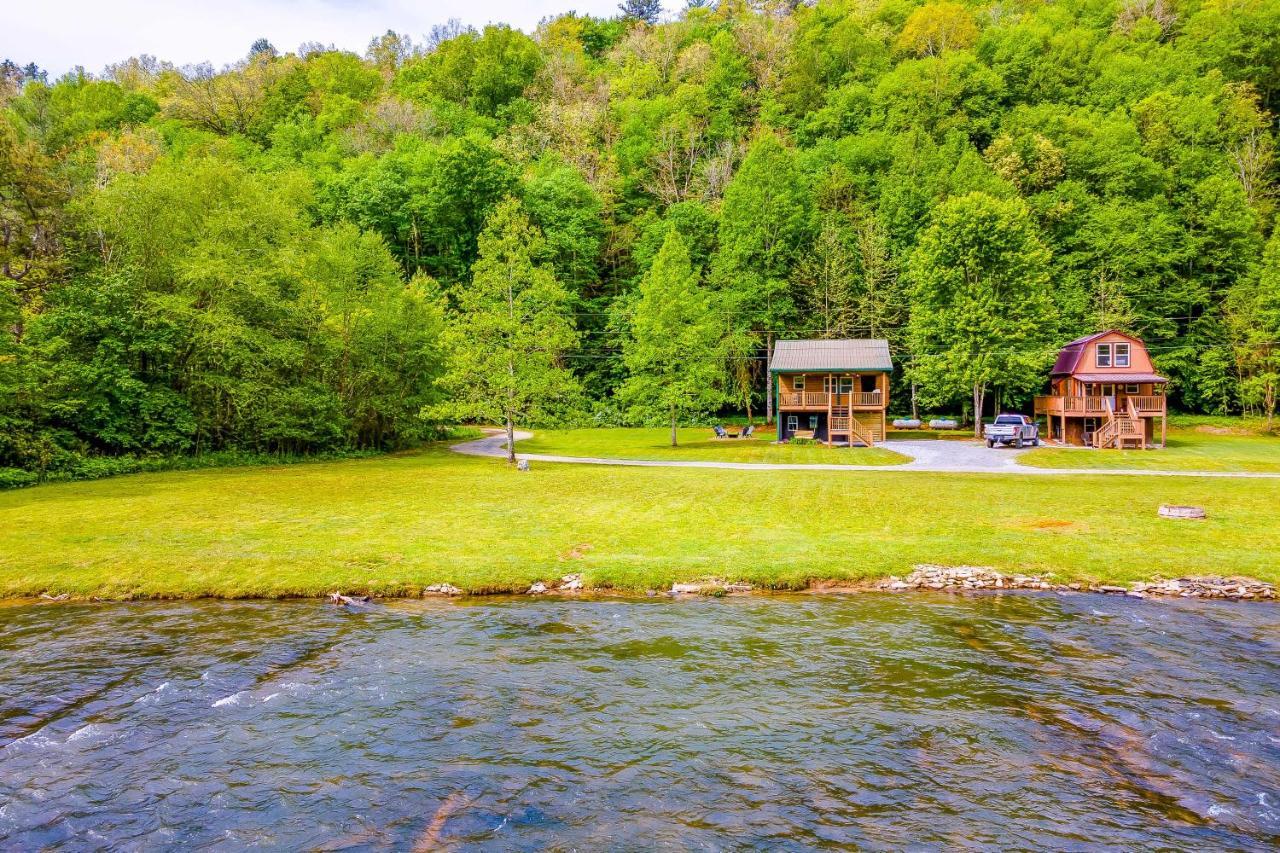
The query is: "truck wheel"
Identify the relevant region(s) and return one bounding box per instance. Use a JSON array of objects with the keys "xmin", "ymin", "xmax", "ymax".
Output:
[
  {"xmin": 986, "ymin": 439, "xmax": 994, "ymax": 448},
  {"xmin": 1033, "ymin": 437, "xmax": 1040, "ymax": 447},
  {"xmin": 1014, "ymin": 437, "xmax": 1023, "ymax": 449}
]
